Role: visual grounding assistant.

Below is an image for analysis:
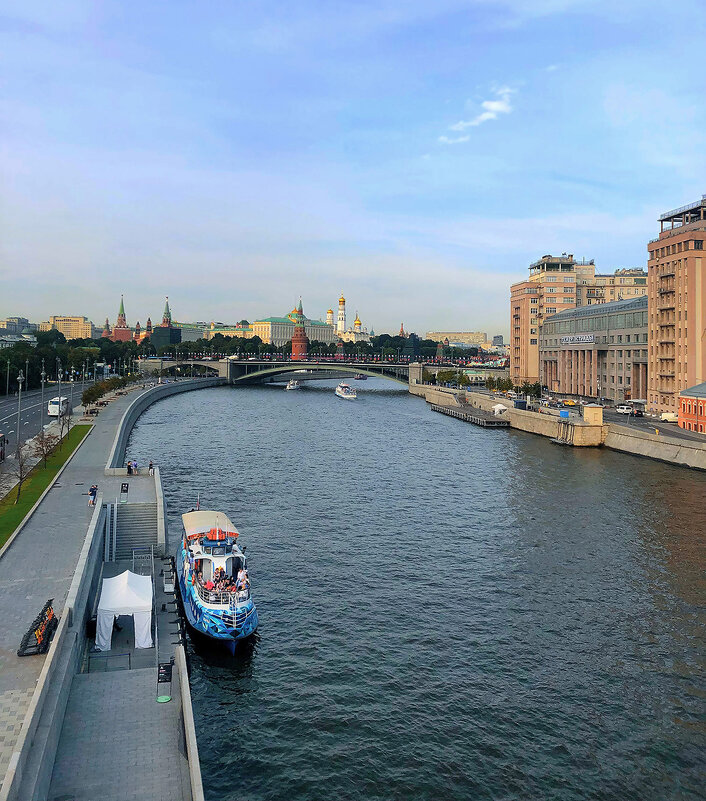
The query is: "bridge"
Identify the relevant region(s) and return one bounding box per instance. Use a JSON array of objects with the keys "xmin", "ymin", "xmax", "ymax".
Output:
[{"xmin": 138, "ymin": 358, "xmax": 421, "ymax": 386}]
